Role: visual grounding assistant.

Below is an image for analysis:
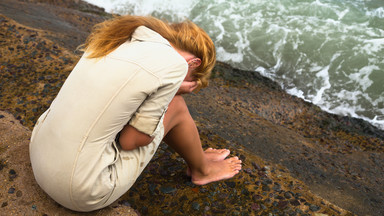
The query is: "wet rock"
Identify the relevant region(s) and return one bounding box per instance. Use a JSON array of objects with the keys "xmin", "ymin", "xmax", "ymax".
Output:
[
  {"xmin": 260, "ymin": 204, "xmax": 267, "ymax": 210},
  {"xmin": 262, "ymin": 178, "xmax": 273, "ymax": 185},
  {"xmin": 211, "ymin": 201, "xmax": 227, "ymax": 213},
  {"xmin": 252, "ymin": 162, "xmax": 262, "ymax": 170},
  {"xmin": 253, "ymin": 194, "xmax": 263, "ymax": 201},
  {"xmin": 239, "ymin": 154, "xmax": 246, "ymax": 162},
  {"xmin": 284, "ymin": 191, "xmax": 293, "ymax": 199},
  {"xmin": 264, "ymin": 198, "xmax": 272, "ymax": 204},
  {"xmin": 148, "ymin": 184, "xmax": 157, "ymax": 195},
  {"xmin": 272, "ymin": 182, "xmax": 281, "ymax": 192},
  {"xmin": 241, "ymin": 188, "xmax": 250, "ymax": 196},
  {"xmin": 118, "ymin": 200, "xmax": 131, "ymax": 207},
  {"xmin": 8, "ymin": 187, "xmax": 15, "ymax": 194},
  {"xmin": 9, "ymin": 169, "xmax": 17, "ymax": 180},
  {"xmin": 0, "ymin": 159, "xmax": 6, "ymax": 171},
  {"xmin": 191, "ymin": 202, "xmax": 200, "ymax": 211},
  {"xmin": 309, "ymin": 204, "xmax": 321, "ymax": 212},
  {"xmin": 262, "ymin": 185, "xmax": 271, "ymax": 191},
  {"xmin": 278, "ymin": 200, "xmax": 289, "ymax": 209},
  {"xmin": 225, "ymin": 181, "xmax": 236, "ymax": 188},
  {"xmin": 244, "ymin": 168, "xmax": 252, "ymax": 174},
  {"xmin": 160, "ymin": 186, "xmax": 177, "ymax": 194},
  {"xmin": 251, "ymin": 203, "xmax": 260, "ymax": 211}
]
